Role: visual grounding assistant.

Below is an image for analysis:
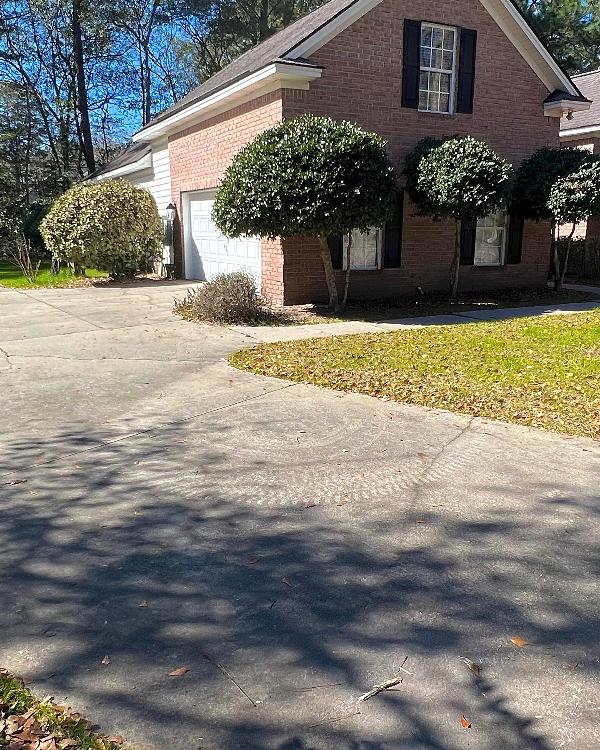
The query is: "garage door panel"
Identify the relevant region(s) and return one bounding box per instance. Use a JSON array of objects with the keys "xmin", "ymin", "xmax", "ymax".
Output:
[{"xmin": 184, "ymin": 192, "xmax": 261, "ymax": 284}]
